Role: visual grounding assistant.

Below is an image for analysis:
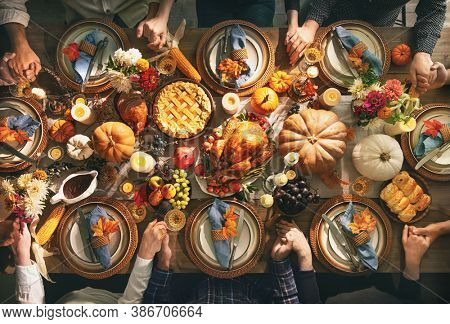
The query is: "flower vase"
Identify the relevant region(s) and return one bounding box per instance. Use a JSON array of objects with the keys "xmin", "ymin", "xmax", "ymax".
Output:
[{"xmin": 384, "ymin": 119, "xmax": 417, "ymax": 136}]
